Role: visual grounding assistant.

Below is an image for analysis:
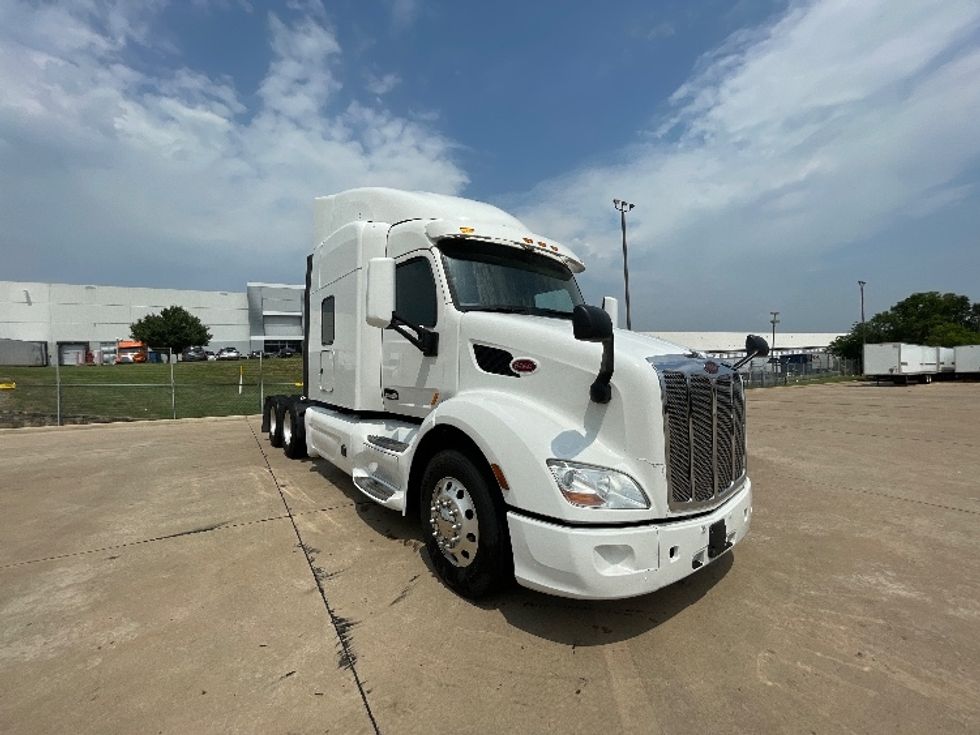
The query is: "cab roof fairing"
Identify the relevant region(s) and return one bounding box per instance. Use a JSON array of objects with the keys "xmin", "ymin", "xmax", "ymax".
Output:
[{"xmin": 423, "ymin": 220, "xmax": 587, "ymax": 274}]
